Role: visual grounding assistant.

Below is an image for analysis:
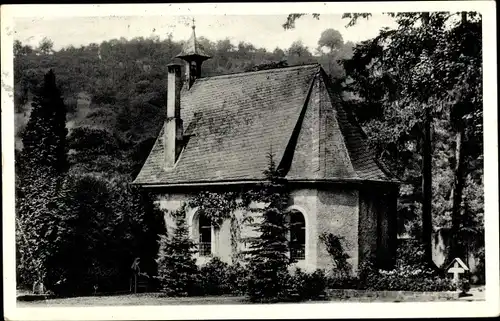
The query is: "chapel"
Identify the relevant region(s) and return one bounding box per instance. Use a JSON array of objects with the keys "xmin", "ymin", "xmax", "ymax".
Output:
[{"xmin": 134, "ymin": 24, "xmax": 399, "ymax": 274}]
